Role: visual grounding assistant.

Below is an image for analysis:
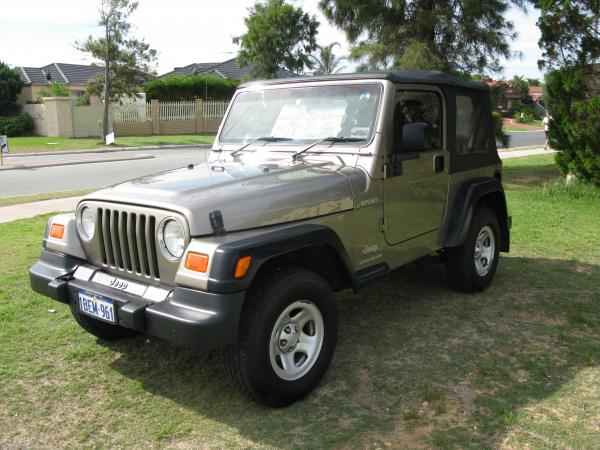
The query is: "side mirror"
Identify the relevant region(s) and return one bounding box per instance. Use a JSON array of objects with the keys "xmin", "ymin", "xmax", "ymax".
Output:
[{"xmin": 402, "ymin": 122, "xmax": 428, "ymax": 152}]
